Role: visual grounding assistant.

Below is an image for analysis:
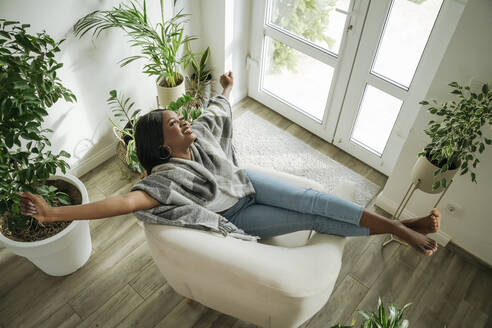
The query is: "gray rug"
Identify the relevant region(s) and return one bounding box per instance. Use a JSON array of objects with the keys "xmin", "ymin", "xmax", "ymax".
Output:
[{"xmin": 233, "ymin": 110, "xmax": 381, "ymax": 207}]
